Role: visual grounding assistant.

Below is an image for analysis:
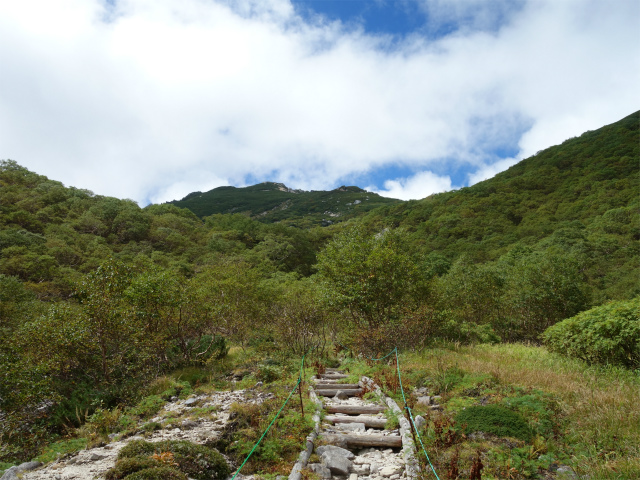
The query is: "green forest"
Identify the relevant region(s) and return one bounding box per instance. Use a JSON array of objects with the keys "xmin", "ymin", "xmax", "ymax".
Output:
[{"xmin": 0, "ymin": 111, "xmax": 638, "ymax": 479}]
